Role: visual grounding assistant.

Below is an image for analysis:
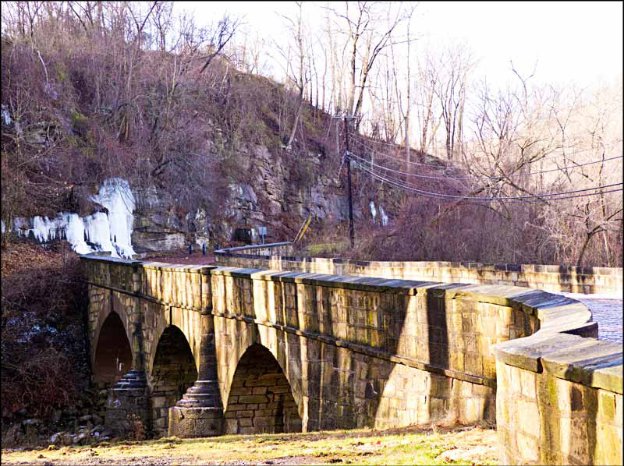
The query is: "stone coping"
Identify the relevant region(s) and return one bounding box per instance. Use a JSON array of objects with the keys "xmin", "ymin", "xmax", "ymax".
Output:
[
  {"xmin": 214, "ymin": 242, "xmax": 623, "ymax": 276},
  {"xmin": 81, "ymin": 254, "xmax": 142, "ymax": 266},
  {"xmin": 141, "ymin": 262, "xmax": 216, "ymax": 273},
  {"xmin": 209, "ymin": 267, "xmax": 592, "ymax": 311},
  {"xmin": 494, "ymin": 333, "xmax": 623, "ymax": 394},
  {"xmin": 81, "ymin": 254, "xmax": 215, "ymax": 273}
]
